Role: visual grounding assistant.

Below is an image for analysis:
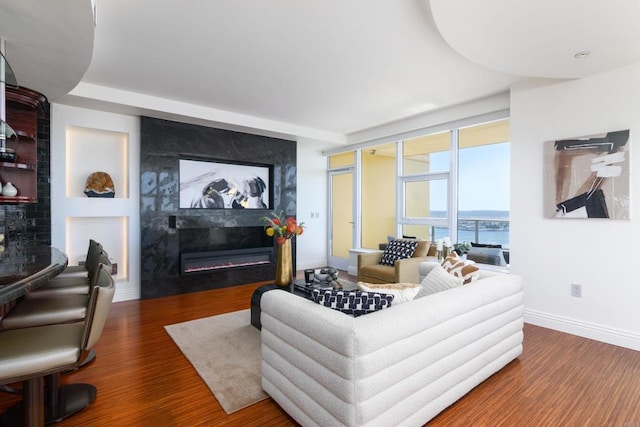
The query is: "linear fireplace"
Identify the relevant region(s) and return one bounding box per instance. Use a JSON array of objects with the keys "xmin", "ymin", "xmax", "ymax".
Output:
[
  {"xmin": 169, "ymin": 225, "xmax": 283, "ymax": 289},
  {"xmin": 181, "ymin": 247, "xmax": 274, "ymax": 276}
]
